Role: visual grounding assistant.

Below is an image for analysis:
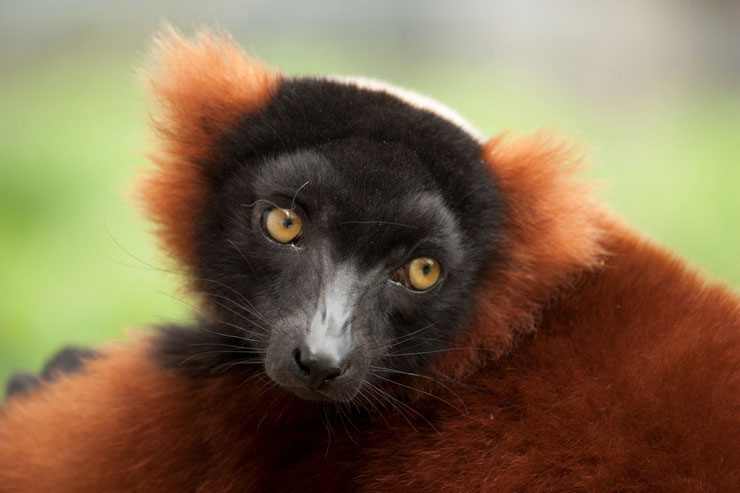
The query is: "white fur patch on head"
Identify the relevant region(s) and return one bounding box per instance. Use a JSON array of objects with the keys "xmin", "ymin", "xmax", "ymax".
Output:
[{"xmin": 324, "ymin": 75, "xmax": 486, "ymax": 143}]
